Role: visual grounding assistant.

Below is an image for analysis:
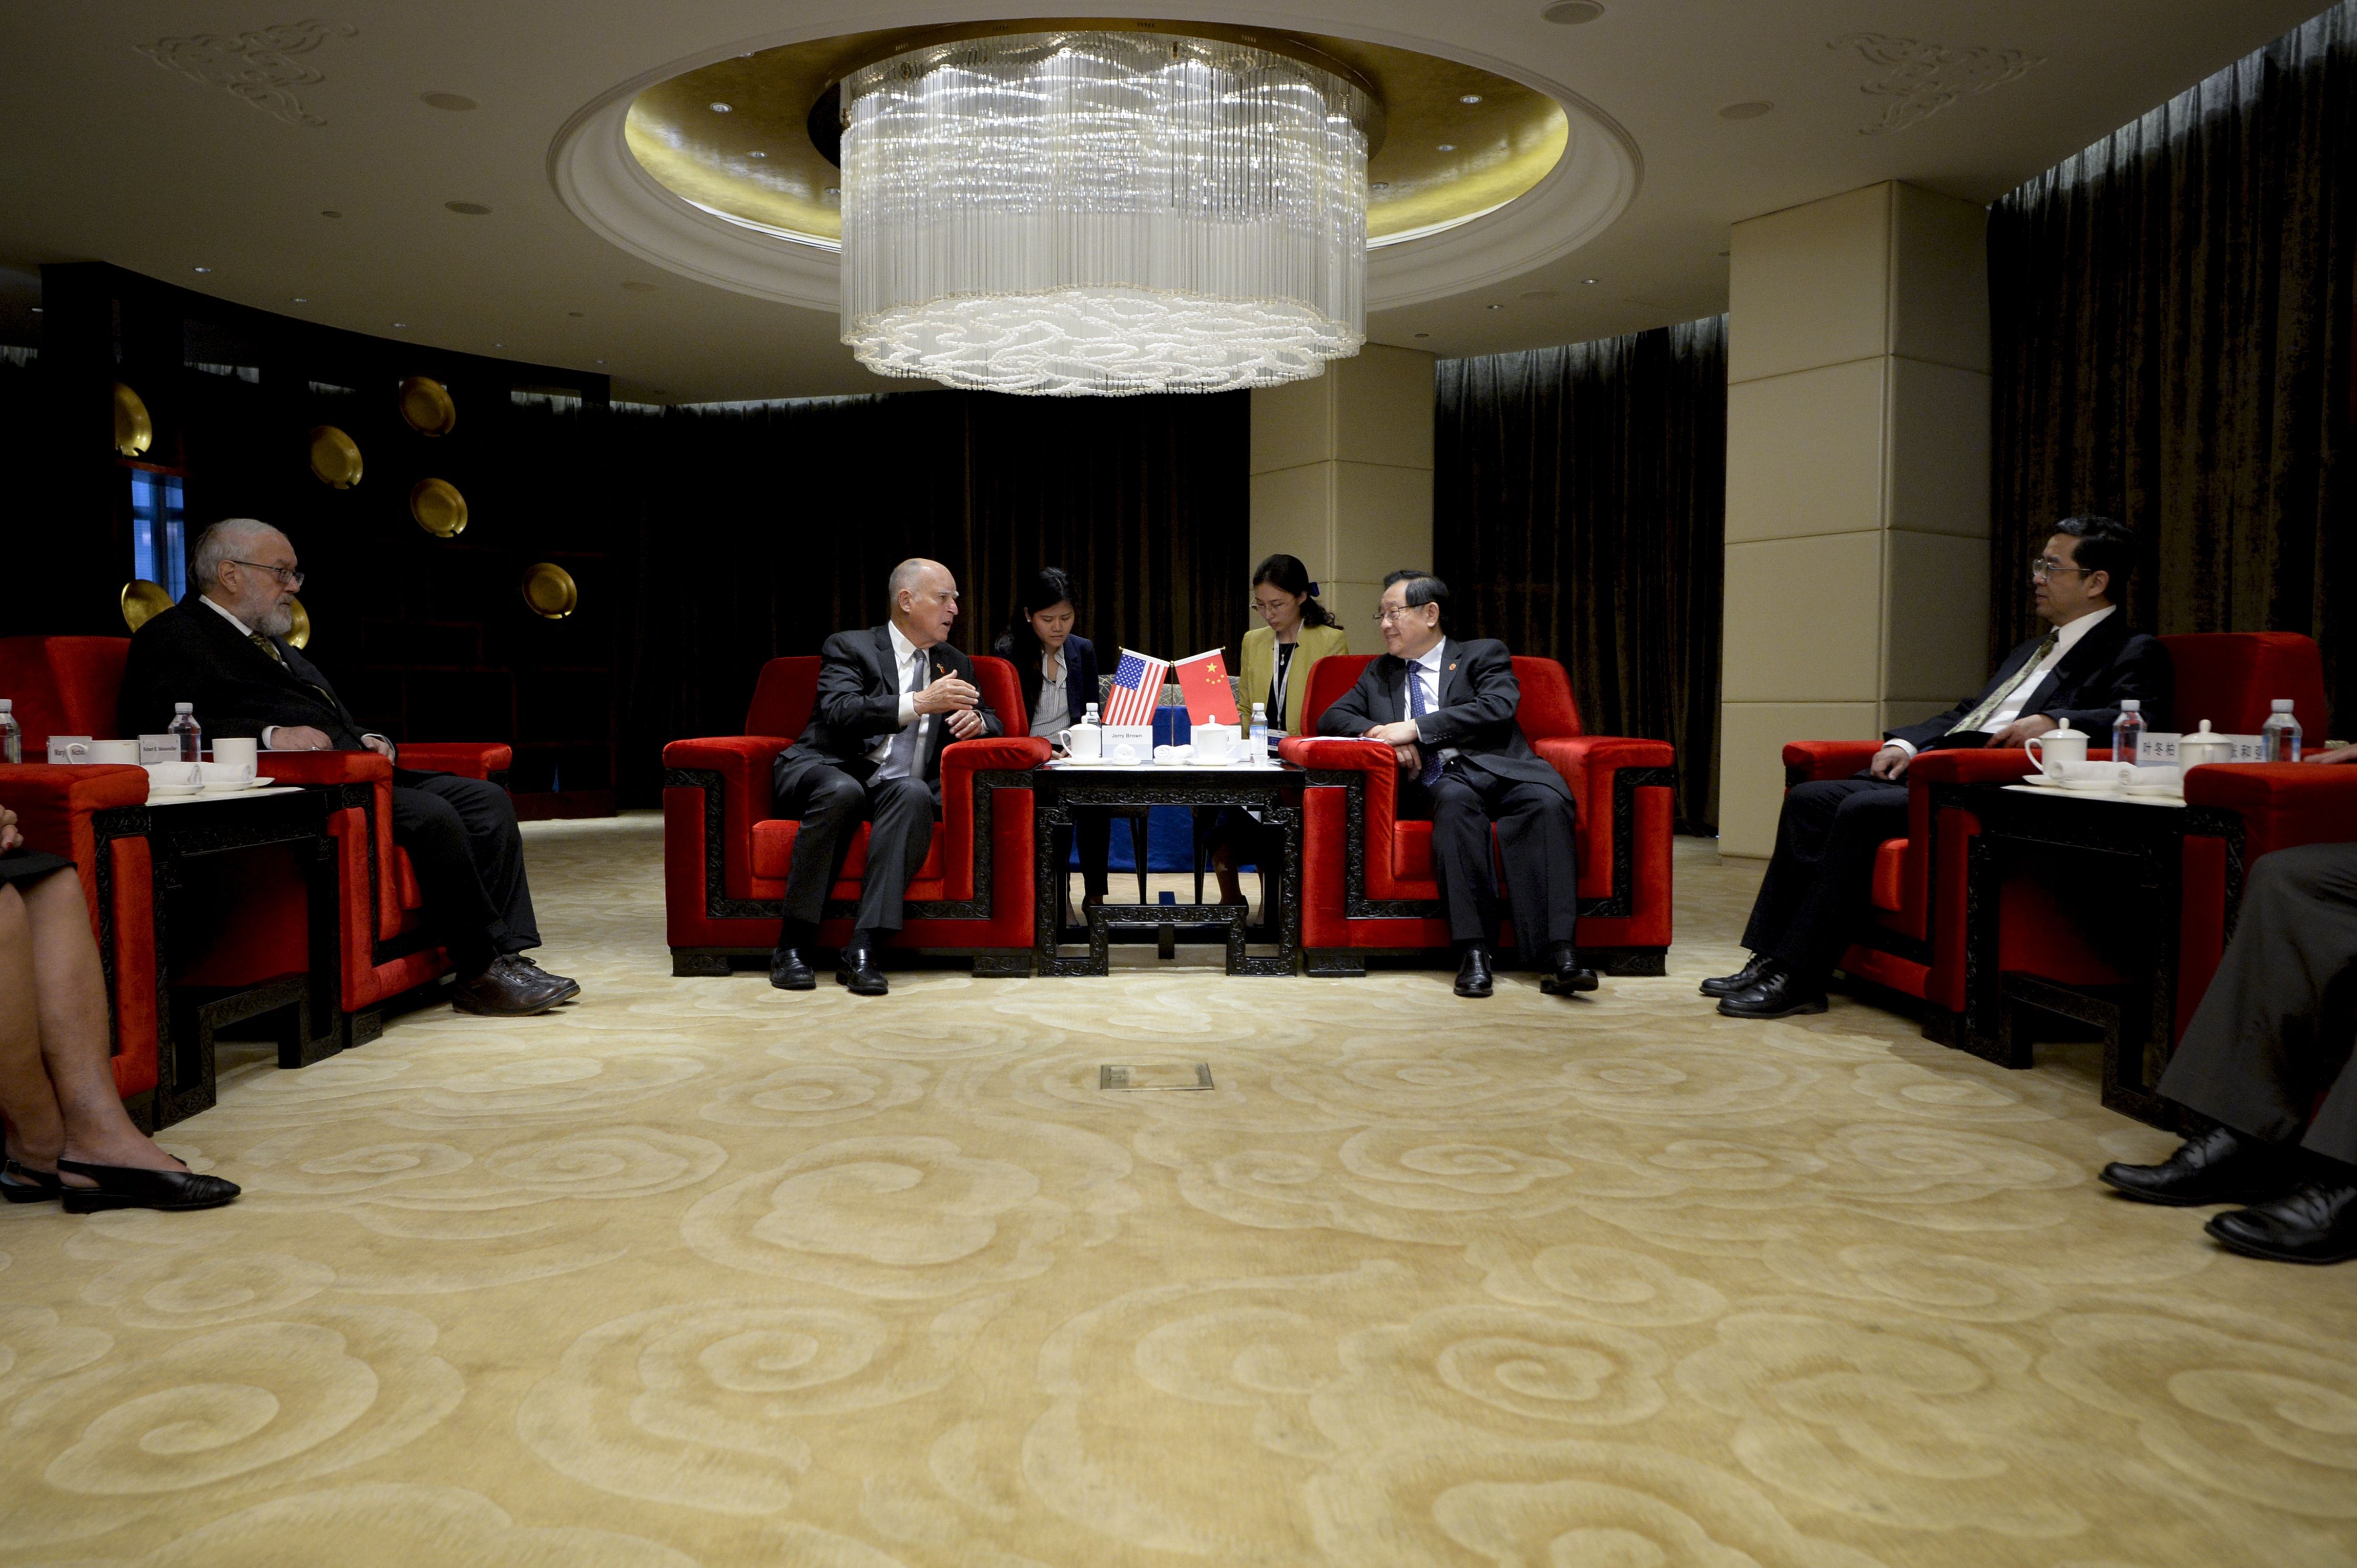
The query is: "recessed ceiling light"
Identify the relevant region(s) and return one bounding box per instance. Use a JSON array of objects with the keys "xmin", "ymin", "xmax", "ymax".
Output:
[
  {"xmin": 1540, "ymin": 0, "xmax": 1605, "ymax": 22},
  {"xmin": 1413, "ymin": 331, "xmax": 1430, "ymax": 338},
  {"xmin": 392, "ymin": 321, "xmax": 407, "ymax": 328},
  {"xmin": 567, "ymin": 310, "xmax": 585, "ymax": 318},
  {"xmin": 320, "ymin": 210, "xmax": 342, "ymax": 219},
  {"xmin": 444, "ymin": 201, "xmax": 491, "ymax": 216},
  {"xmin": 292, "ymin": 296, "xmax": 308, "ymax": 303},
  {"xmin": 1485, "ymin": 303, "xmax": 1503, "ymax": 311},
  {"xmin": 192, "ymin": 266, "xmax": 212, "ymax": 274},
  {"xmin": 1459, "ymin": 94, "xmax": 1482, "ymax": 104},
  {"xmin": 1437, "ymin": 143, "xmax": 1455, "ymax": 152},
  {"xmin": 1370, "ymin": 180, "xmax": 1391, "ymax": 191},
  {"xmin": 824, "ymin": 186, "xmax": 841, "ymax": 198},
  {"xmin": 748, "ymin": 150, "xmax": 768, "ymax": 158},
  {"xmin": 29, "ymin": 306, "xmax": 42, "ymax": 313},
  {"xmin": 1718, "ymin": 101, "xmax": 1774, "ymax": 120},
  {"xmin": 420, "ymin": 91, "xmax": 477, "ymax": 111},
  {"xmin": 493, "ymin": 341, "xmax": 505, "ymax": 348},
  {"xmin": 1582, "ymin": 277, "xmax": 1599, "ymax": 284},
  {"xmin": 594, "ymin": 359, "xmax": 606, "ymax": 365},
  {"xmin": 710, "ymin": 101, "xmax": 732, "ymax": 113}
]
